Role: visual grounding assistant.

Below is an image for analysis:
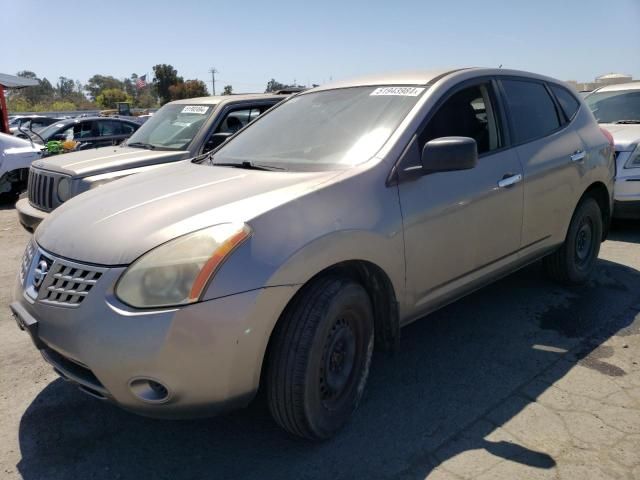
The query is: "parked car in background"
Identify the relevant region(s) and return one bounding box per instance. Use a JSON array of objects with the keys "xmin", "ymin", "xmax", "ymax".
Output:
[
  {"xmin": 12, "ymin": 68, "xmax": 614, "ymax": 440},
  {"xmin": 0, "ymin": 132, "xmax": 43, "ymax": 198},
  {"xmin": 16, "ymin": 94, "xmax": 287, "ymax": 230},
  {"xmin": 19, "ymin": 116, "xmax": 141, "ymax": 149},
  {"xmin": 585, "ymin": 81, "xmax": 640, "ymax": 218},
  {"xmin": 10, "ymin": 115, "xmax": 60, "ymax": 136}
]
